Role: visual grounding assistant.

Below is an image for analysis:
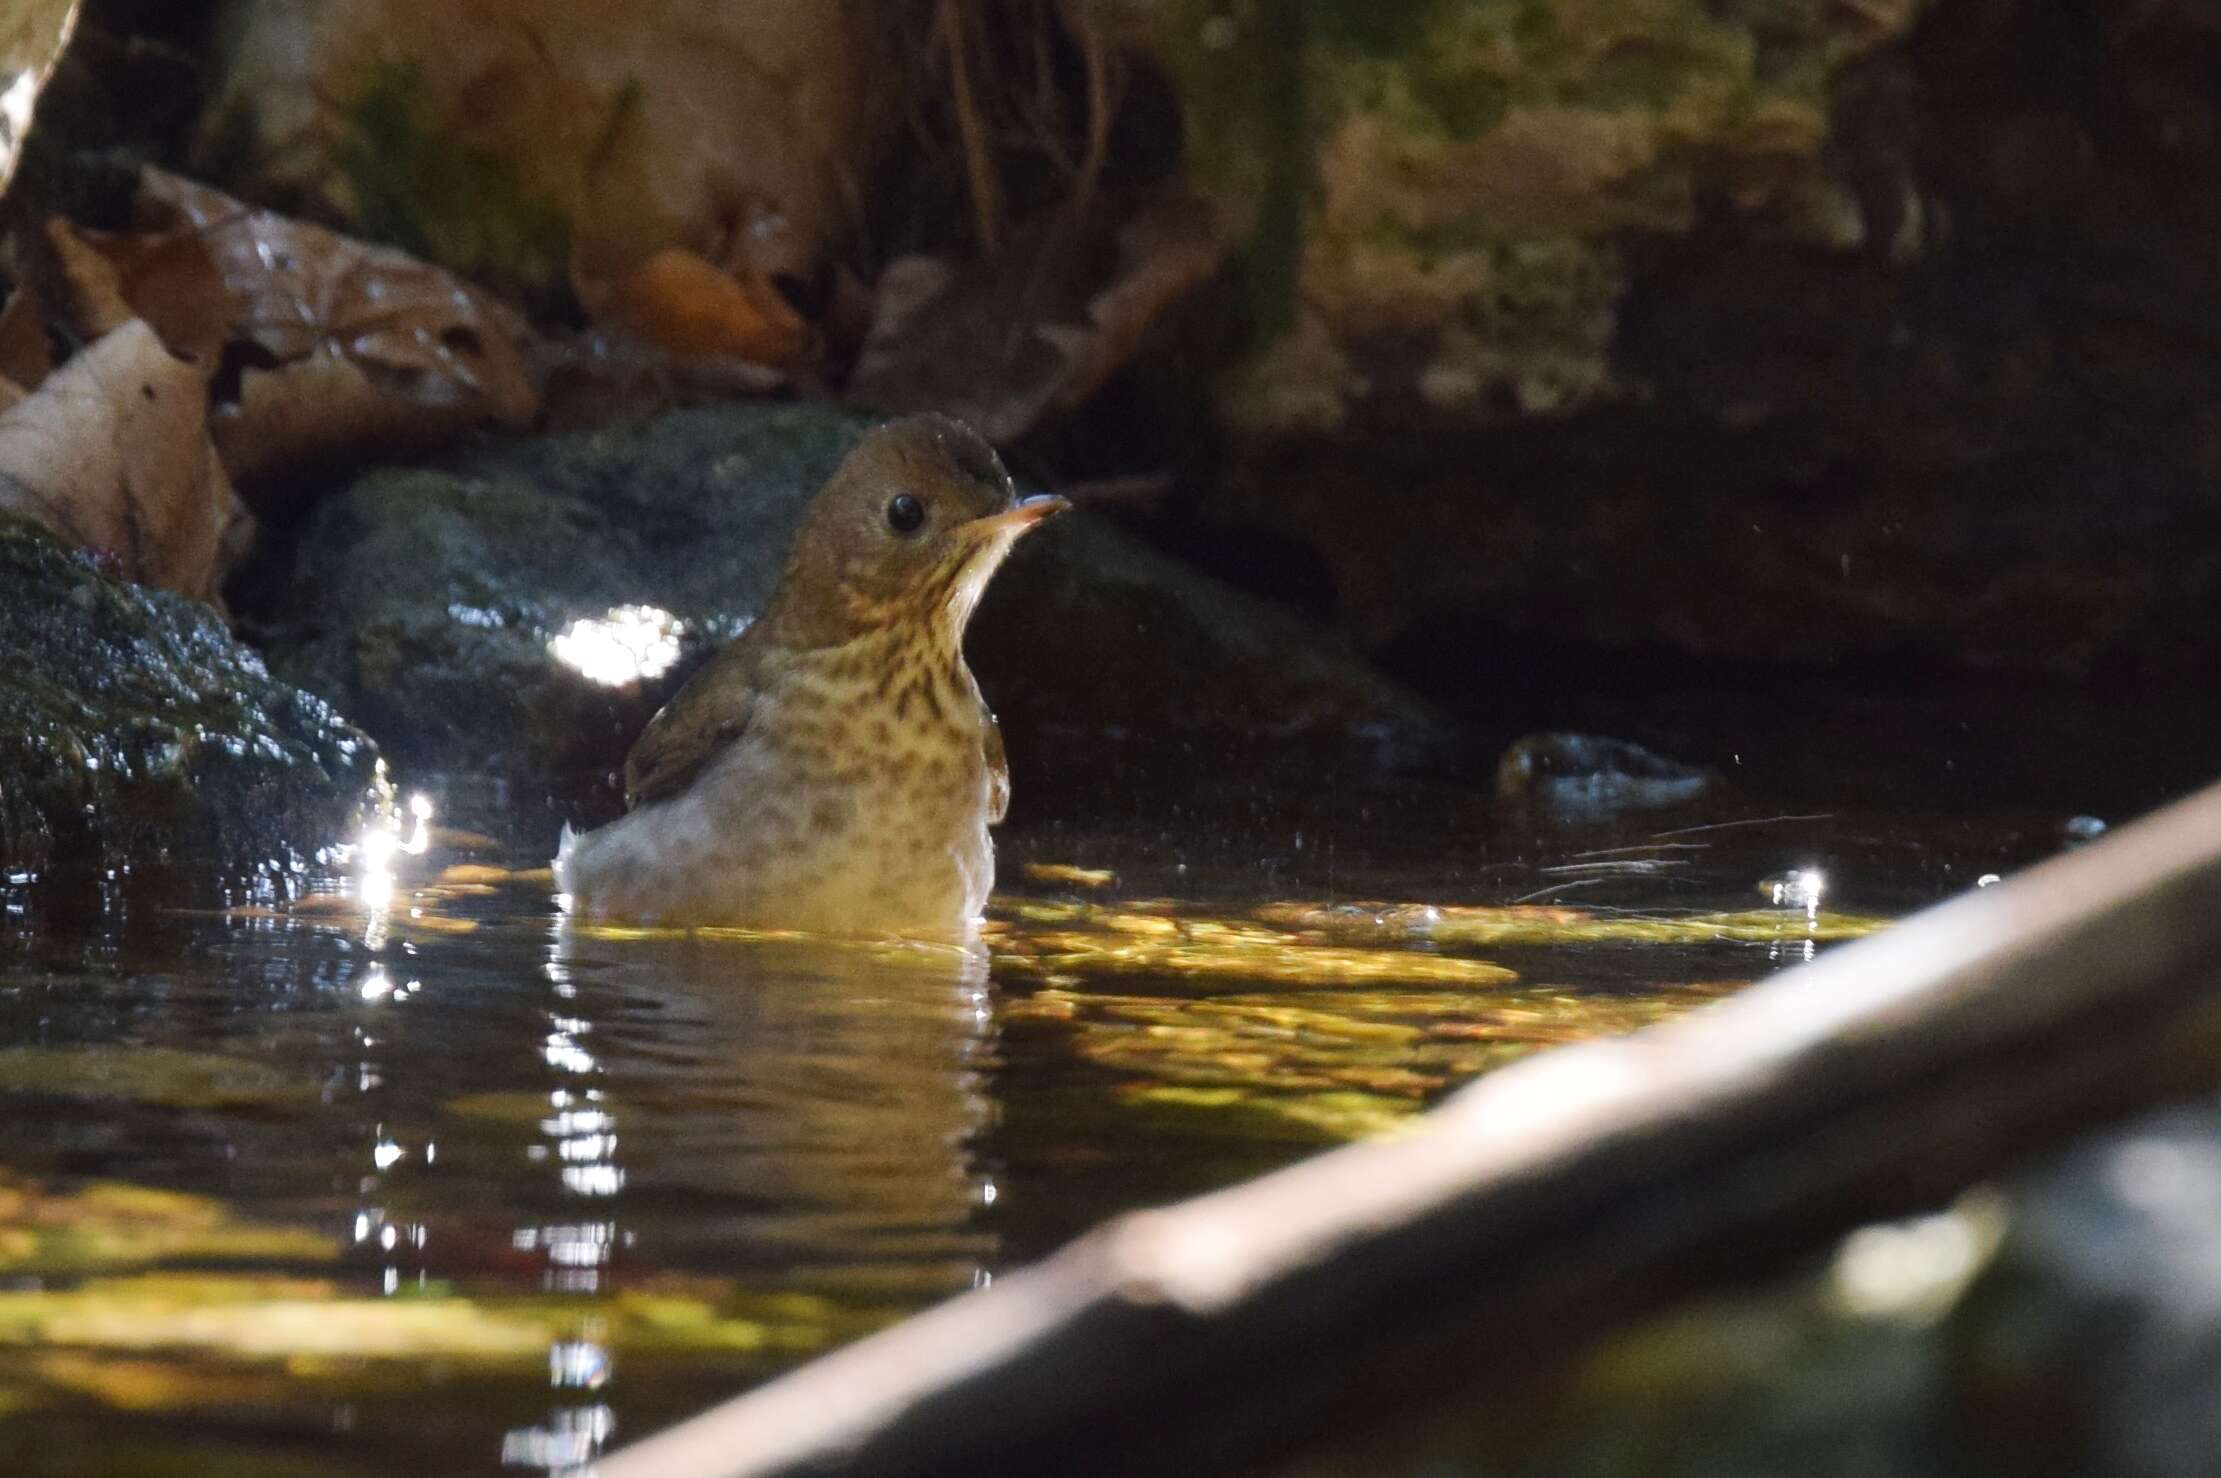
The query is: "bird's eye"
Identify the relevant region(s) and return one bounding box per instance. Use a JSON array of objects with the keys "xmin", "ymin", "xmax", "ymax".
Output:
[{"xmin": 886, "ymin": 493, "xmax": 925, "ymax": 534}]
